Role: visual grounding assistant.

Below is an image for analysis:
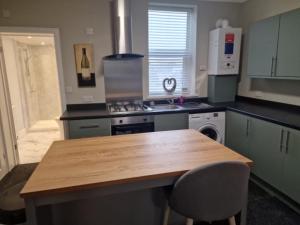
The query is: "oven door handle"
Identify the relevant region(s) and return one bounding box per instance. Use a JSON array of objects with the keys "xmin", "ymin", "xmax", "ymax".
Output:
[{"xmin": 112, "ymin": 123, "xmax": 152, "ymax": 130}]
